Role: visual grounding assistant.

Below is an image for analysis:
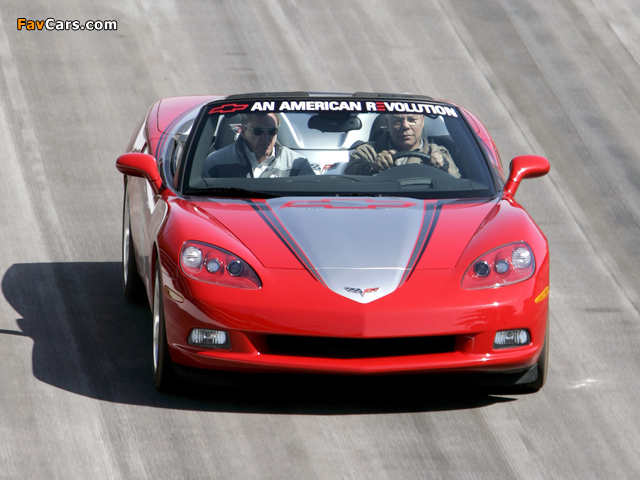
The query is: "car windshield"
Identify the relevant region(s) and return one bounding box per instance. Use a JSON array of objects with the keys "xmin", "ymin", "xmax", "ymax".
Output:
[{"xmin": 180, "ymin": 96, "xmax": 497, "ymax": 199}]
